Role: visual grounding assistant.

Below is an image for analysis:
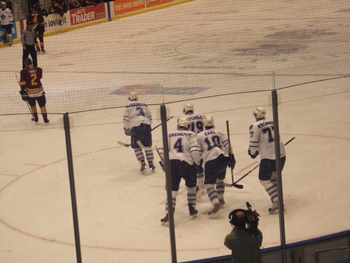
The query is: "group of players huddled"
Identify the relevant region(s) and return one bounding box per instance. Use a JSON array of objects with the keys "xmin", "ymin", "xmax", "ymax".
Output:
[{"xmin": 122, "ymin": 91, "xmax": 287, "ymax": 226}]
